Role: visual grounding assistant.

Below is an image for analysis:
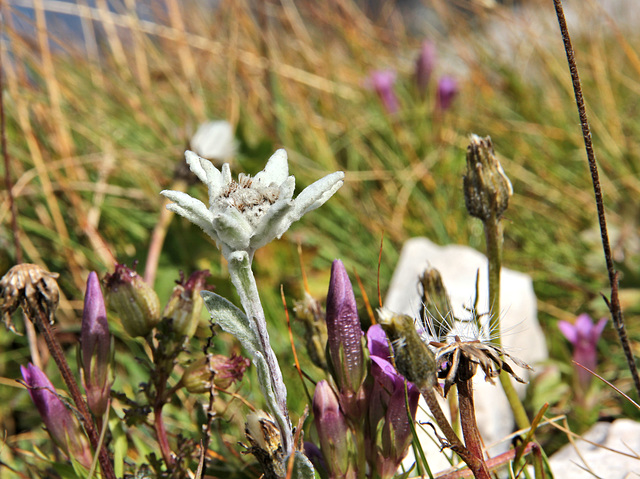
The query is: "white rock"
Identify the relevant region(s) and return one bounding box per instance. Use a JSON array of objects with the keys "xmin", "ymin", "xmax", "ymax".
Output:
[
  {"xmin": 549, "ymin": 419, "xmax": 640, "ymax": 478},
  {"xmin": 385, "ymin": 238, "xmax": 548, "ymax": 472}
]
